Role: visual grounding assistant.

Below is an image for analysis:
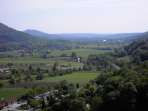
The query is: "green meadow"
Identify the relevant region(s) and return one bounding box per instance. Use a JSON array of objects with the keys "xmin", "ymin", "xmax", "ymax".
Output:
[
  {"xmin": 0, "ymin": 72, "xmax": 99, "ymax": 99},
  {"xmin": 39, "ymin": 71, "xmax": 99, "ymax": 85},
  {"xmin": 0, "ymin": 88, "xmax": 29, "ymax": 100},
  {"xmin": 0, "ymin": 57, "xmax": 83, "ymax": 66},
  {"xmin": 49, "ymin": 48, "xmax": 111, "ymax": 58}
]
